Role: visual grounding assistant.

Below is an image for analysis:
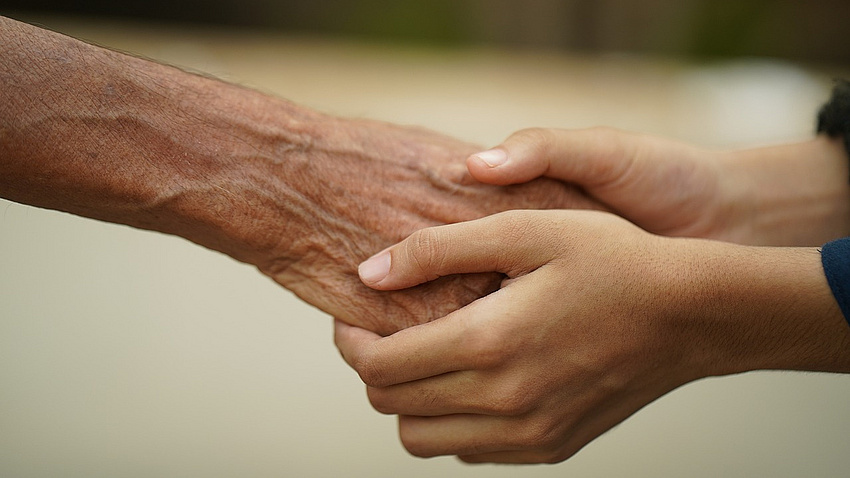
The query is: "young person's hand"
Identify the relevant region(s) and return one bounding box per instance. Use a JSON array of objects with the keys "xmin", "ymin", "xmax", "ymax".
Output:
[
  {"xmin": 336, "ymin": 210, "xmax": 850, "ymax": 463},
  {"xmin": 466, "ymin": 128, "xmax": 850, "ymax": 246}
]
